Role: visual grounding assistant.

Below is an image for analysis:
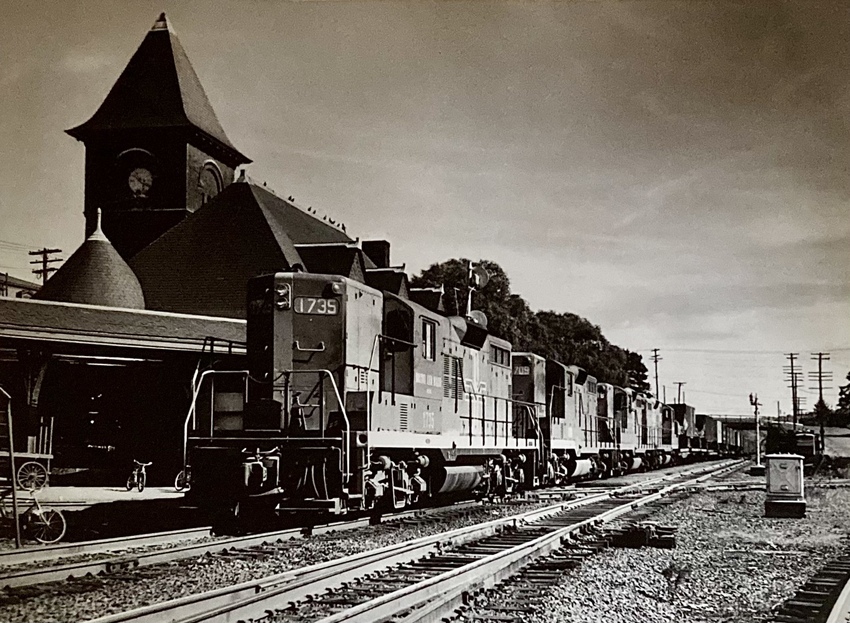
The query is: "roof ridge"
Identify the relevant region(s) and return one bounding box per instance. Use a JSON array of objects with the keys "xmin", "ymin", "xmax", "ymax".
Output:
[
  {"xmin": 246, "ymin": 185, "xmax": 304, "ymax": 267},
  {"xmin": 14, "ymin": 292, "xmax": 245, "ymax": 323},
  {"xmin": 249, "ymin": 182, "xmax": 352, "ymax": 241}
]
